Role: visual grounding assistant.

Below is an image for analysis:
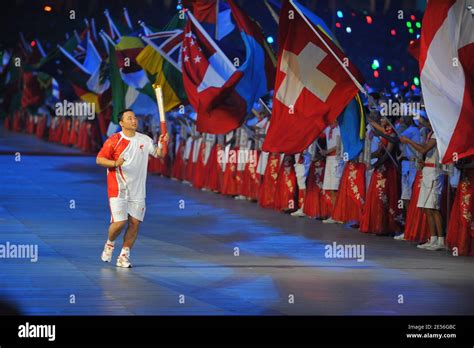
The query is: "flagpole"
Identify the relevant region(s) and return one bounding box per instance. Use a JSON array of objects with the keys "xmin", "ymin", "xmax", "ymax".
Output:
[
  {"xmin": 104, "ymin": 9, "xmax": 121, "ymax": 40},
  {"xmin": 123, "ymin": 7, "xmax": 133, "ymax": 30},
  {"xmin": 74, "ymin": 30, "xmax": 81, "ymax": 43},
  {"xmin": 35, "ymin": 38, "xmax": 46, "ymax": 58},
  {"xmin": 99, "ymin": 30, "xmax": 116, "ymax": 47},
  {"xmin": 264, "ymin": 0, "xmax": 279, "ymax": 24},
  {"xmin": 57, "ymin": 44, "xmax": 91, "ymax": 75},
  {"xmin": 19, "ymin": 32, "xmax": 32, "ymax": 54},
  {"xmin": 99, "ymin": 31, "xmax": 110, "ymax": 55},
  {"xmin": 138, "ymin": 20, "xmax": 153, "ymax": 36},
  {"xmin": 91, "ymin": 18, "xmax": 98, "ymax": 41},
  {"xmin": 289, "ymin": 0, "xmax": 366, "ymax": 95},
  {"xmin": 215, "ymin": 0, "xmax": 220, "ymax": 40}
]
